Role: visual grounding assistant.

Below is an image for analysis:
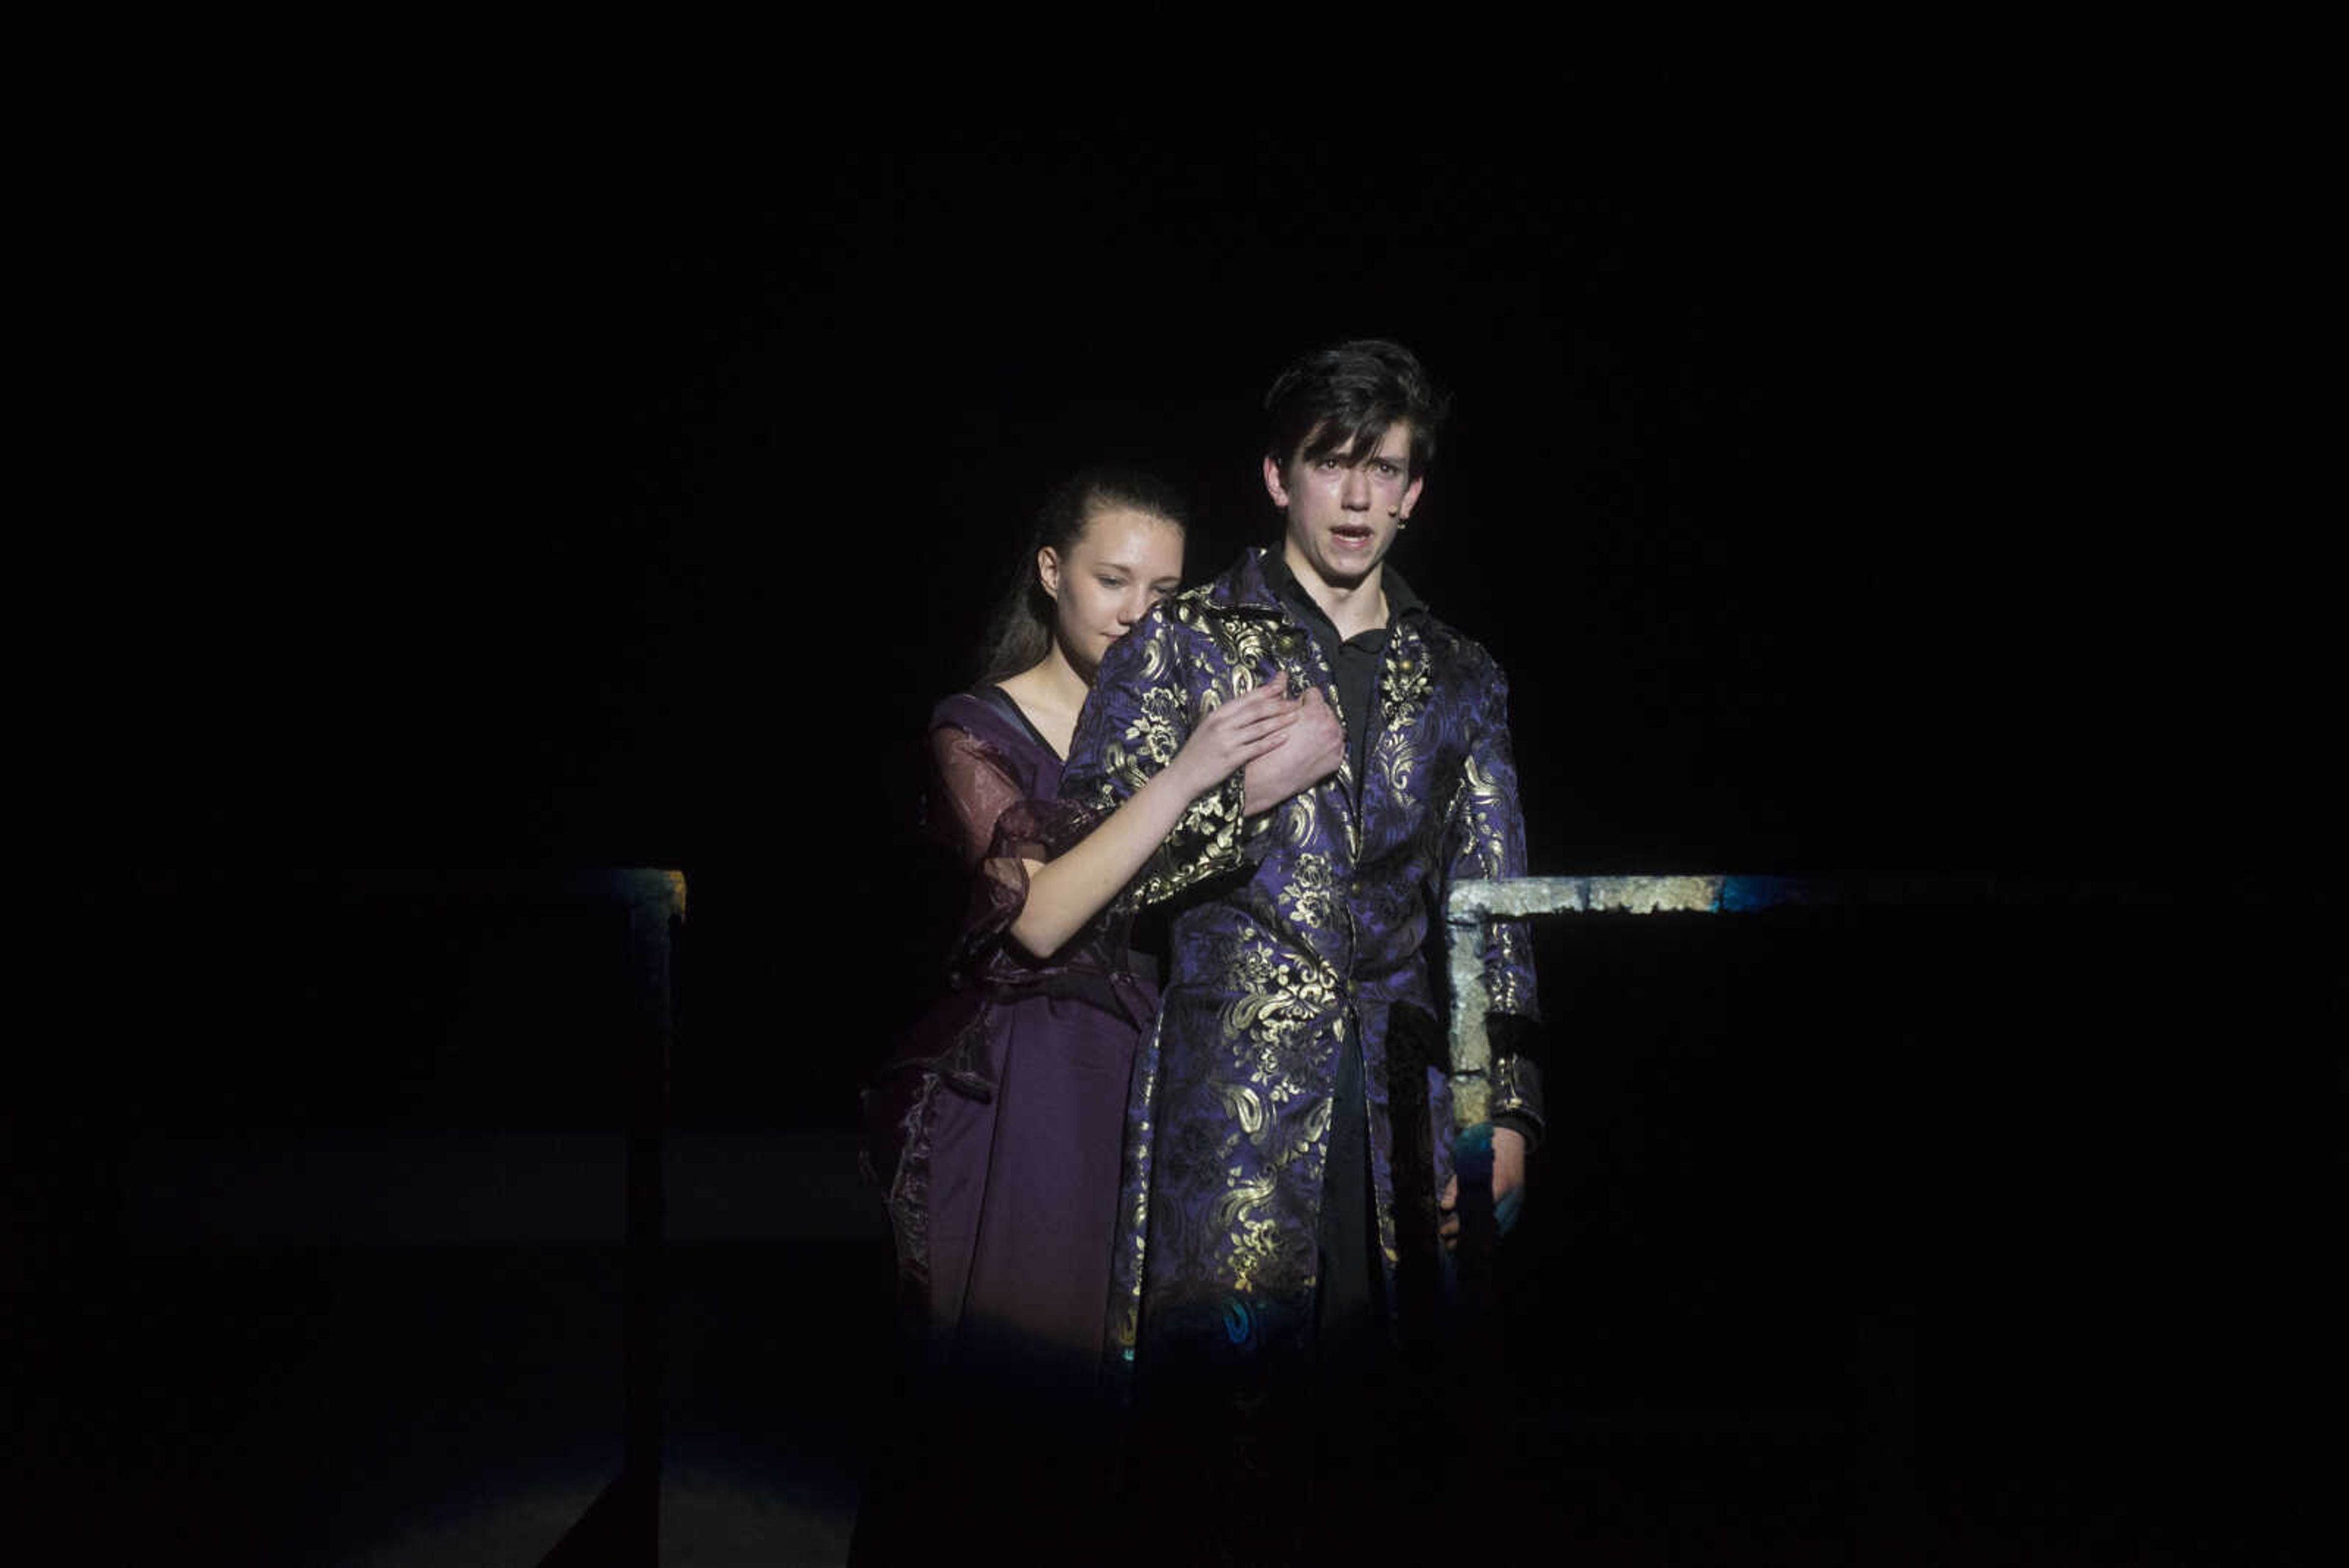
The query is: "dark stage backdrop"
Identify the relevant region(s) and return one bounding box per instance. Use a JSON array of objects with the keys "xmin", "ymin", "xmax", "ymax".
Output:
[
  {"xmin": 28, "ymin": 101, "xmax": 2337, "ymax": 1560},
  {"xmin": 64, "ymin": 116, "xmax": 2326, "ymax": 1110}
]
